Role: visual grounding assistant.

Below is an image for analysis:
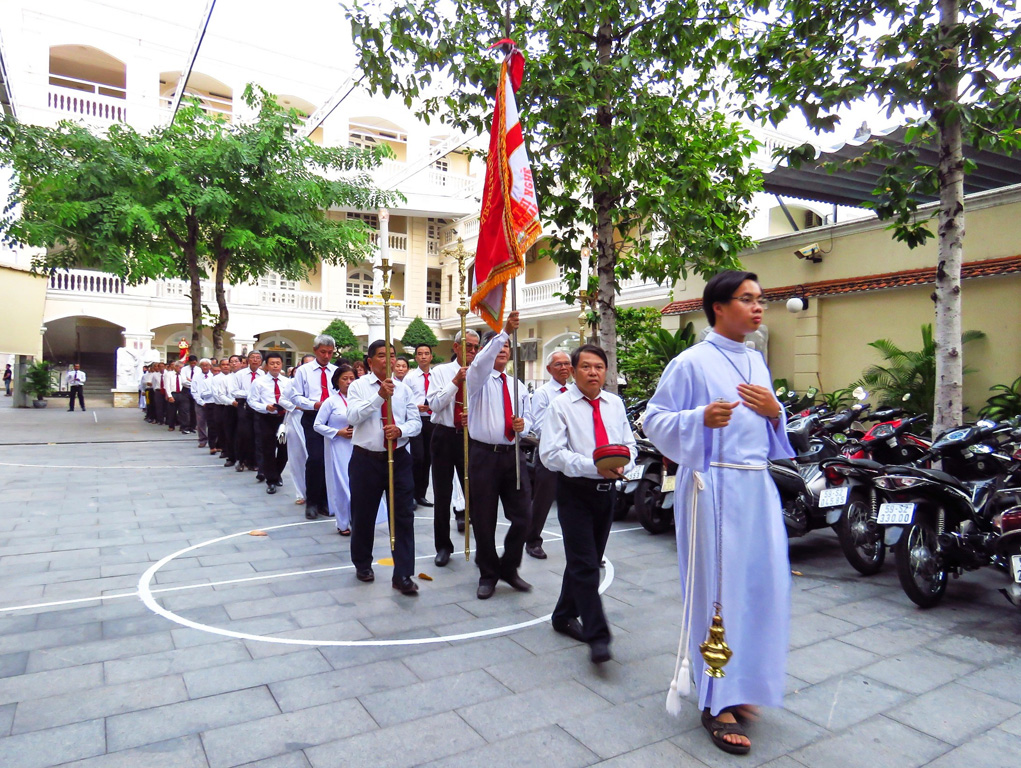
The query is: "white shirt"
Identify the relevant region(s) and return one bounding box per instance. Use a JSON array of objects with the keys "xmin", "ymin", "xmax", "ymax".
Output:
[
  {"xmin": 292, "ymin": 360, "xmax": 337, "ymax": 411},
  {"xmin": 66, "ymin": 369, "xmax": 86, "ymax": 386},
  {"xmin": 466, "ymin": 331, "xmax": 532, "ymax": 445},
  {"xmin": 229, "ymin": 367, "xmax": 265, "ymax": 399},
  {"xmin": 248, "ymin": 374, "xmax": 295, "ymax": 415},
  {"xmin": 530, "ymin": 377, "xmax": 571, "ymax": 438},
  {"xmin": 346, "ymin": 372, "xmax": 422, "ymax": 451},
  {"xmin": 426, "ymin": 360, "xmax": 462, "ymax": 428},
  {"xmin": 211, "ymin": 372, "xmax": 234, "ymax": 405},
  {"xmin": 540, "ymin": 384, "xmax": 637, "ymax": 480},
  {"xmin": 403, "ymin": 367, "xmax": 435, "ymax": 415},
  {"xmin": 162, "ymin": 369, "xmax": 185, "ymax": 396},
  {"xmin": 181, "ymin": 364, "xmax": 196, "ymax": 388},
  {"xmin": 190, "ymin": 370, "xmax": 215, "ymax": 405}
]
